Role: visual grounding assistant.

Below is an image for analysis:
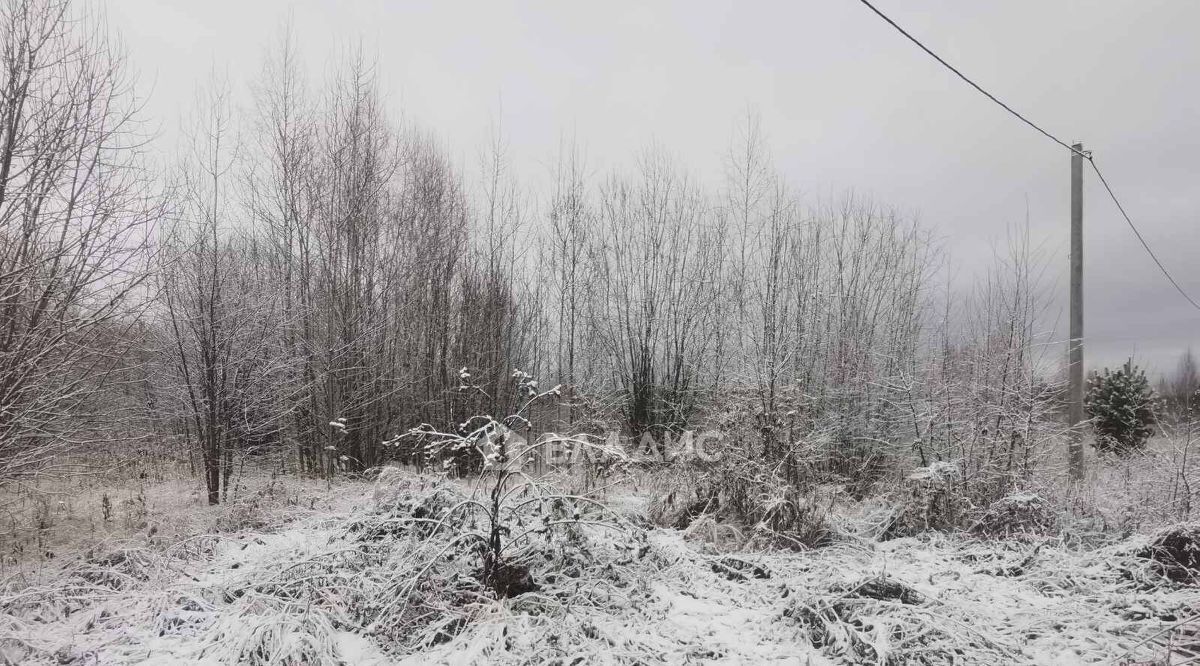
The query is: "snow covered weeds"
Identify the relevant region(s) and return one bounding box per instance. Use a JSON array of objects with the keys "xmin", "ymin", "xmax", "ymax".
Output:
[
  {"xmin": 1, "ymin": 470, "xmax": 1198, "ymax": 665},
  {"xmin": 0, "ymin": 468, "xmax": 657, "ymax": 664}
]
